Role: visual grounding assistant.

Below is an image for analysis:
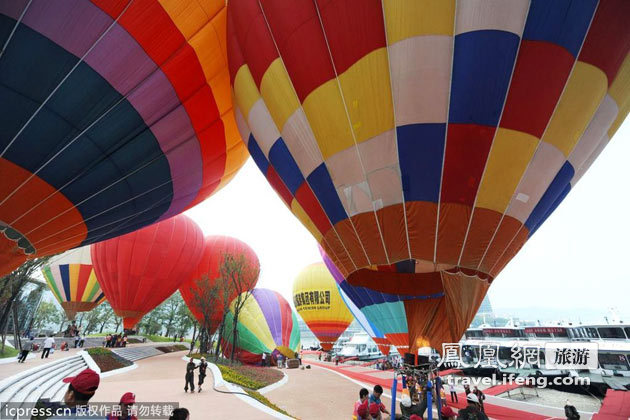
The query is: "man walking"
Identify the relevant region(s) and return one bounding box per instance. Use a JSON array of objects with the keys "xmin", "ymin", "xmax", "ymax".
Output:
[
  {"xmin": 18, "ymin": 337, "xmax": 33, "ymax": 363},
  {"xmin": 41, "ymin": 335, "xmax": 55, "ymax": 359},
  {"xmin": 184, "ymin": 358, "xmax": 197, "ymax": 393},
  {"xmin": 198, "ymin": 357, "xmax": 208, "ymax": 392}
]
